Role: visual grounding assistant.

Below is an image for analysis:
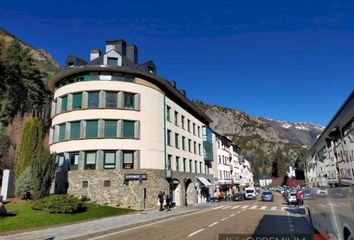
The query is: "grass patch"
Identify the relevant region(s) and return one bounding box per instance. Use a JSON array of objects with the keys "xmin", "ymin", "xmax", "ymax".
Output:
[{"xmin": 0, "ymin": 201, "xmax": 135, "ymax": 234}]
